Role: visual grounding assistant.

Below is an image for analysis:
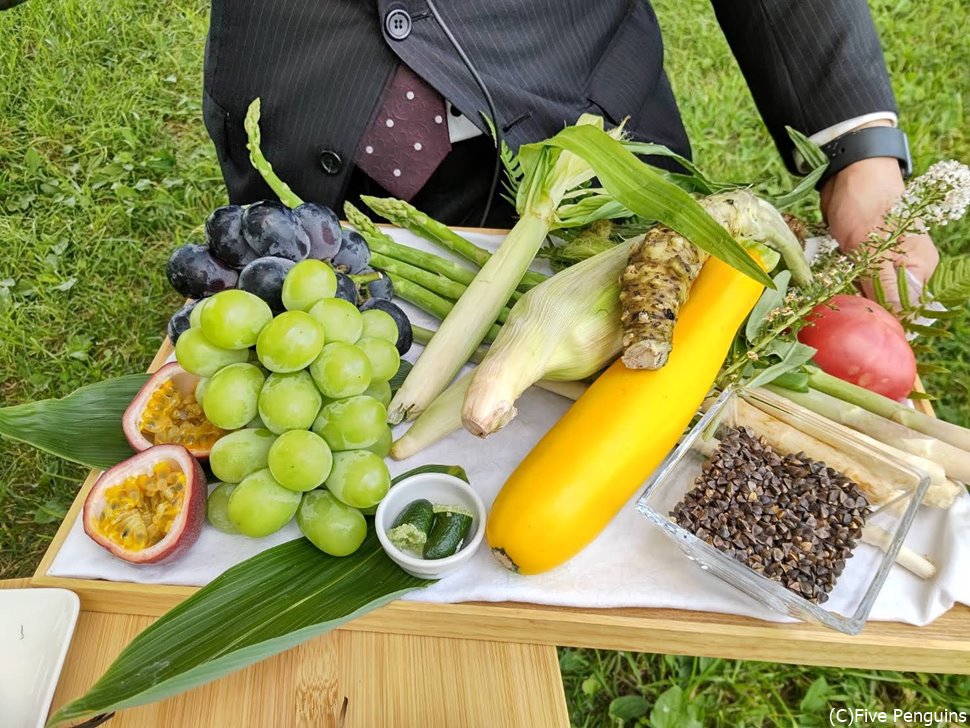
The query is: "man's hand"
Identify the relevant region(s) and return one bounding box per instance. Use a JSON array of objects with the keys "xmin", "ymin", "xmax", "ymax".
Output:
[{"xmin": 820, "ymin": 144, "xmax": 939, "ymax": 308}]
